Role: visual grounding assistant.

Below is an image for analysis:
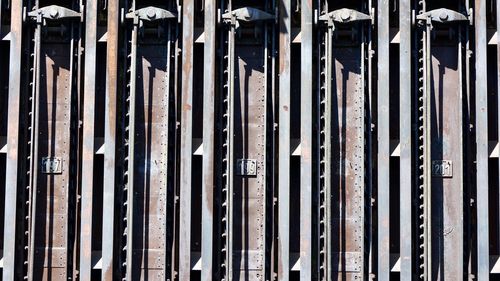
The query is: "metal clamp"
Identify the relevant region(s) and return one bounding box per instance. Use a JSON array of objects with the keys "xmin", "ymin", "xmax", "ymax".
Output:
[
  {"xmin": 416, "ymin": 8, "xmax": 468, "ymax": 23},
  {"xmin": 222, "ymin": 7, "xmax": 275, "ymax": 23},
  {"xmin": 125, "ymin": 6, "xmax": 177, "ymax": 22},
  {"xmin": 319, "ymin": 8, "xmax": 371, "ymax": 24},
  {"xmin": 27, "ymin": 5, "xmax": 81, "ymax": 21}
]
